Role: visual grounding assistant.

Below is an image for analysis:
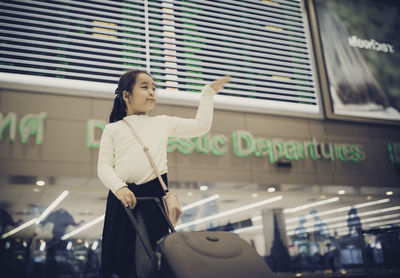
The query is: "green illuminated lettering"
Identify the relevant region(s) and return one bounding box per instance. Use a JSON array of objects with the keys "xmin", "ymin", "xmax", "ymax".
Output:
[
  {"xmin": 211, "ymin": 135, "xmax": 228, "ymax": 156},
  {"xmin": 352, "ymin": 145, "xmax": 366, "ymax": 163},
  {"xmin": 0, "ymin": 112, "xmax": 17, "ymax": 143},
  {"xmin": 232, "ymin": 130, "xmax": 254, "ymax": 157},
  {"xmin": 320, "ymin": 142, "xmax": 335, "ymax": 161},
  {"xmin": 285, "ymin": 140, "xmax": 300, "ymax": 160},
  {"xmin": 254, "ymin": 138, "xmax": 269, "ymax": 157},
  {"xmin": 167, "ymin": 137, "xmax": 178, "ymax": 153},
  {"xmin": 19, "ymin": 112, "xmax": 47, "ymax": 145},
  {"xmin": 177, "ymin": 138, "xmax": 194, "ymax": 154},
  {"xmin": 337, "ymin": 144, "xmax": 352, "ymax": 162},
  {"xmin": 311, "ymin": 137, "xmax": 321, "ymax": 160},
  {"xmin": 203, "ymin": 134, "xmax": 211, "ymax": 154},
  {"xmin": 299, "ymin": 142, "xmax": 306, "ymax": 159},
  {"xmin": 86, "ymin": 120, "xmax": 106, "ymax": 149},
  {"xmin": 270, "ymin": 139, "xmax": 285, "ymax": 163},
  {"xmin": 193, "ymin": 136, "xmax": 205, "ymax": 153}
]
